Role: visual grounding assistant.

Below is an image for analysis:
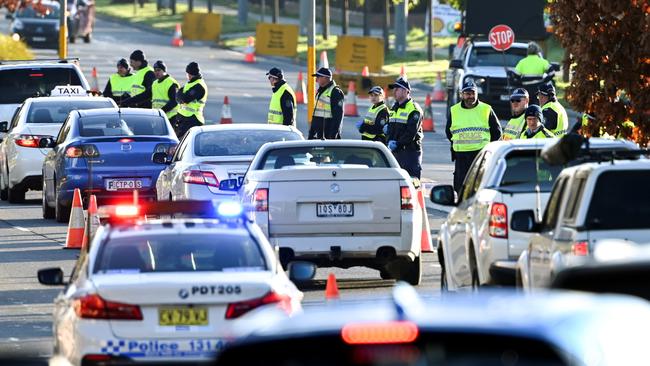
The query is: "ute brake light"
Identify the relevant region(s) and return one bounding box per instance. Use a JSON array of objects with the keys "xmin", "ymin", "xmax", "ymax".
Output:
[
  {"xmin": 400, "ymin": 186, "xmax": 413, "ymax": 210},
  {"xmin": 225, "ymin": 291, "xmax": 291, "ymax": 319},
  {"xmin": 73, "ymin": 293, "xmax": 142, "ymax": 320},
  {"xmin": 183, "ymin": 170, "xmax": 219, "ymax": 188},
  {"xmin": 253, "ymin": 188, "xmax": 268, "ymax": 212},
  {"xmin": 342, "ymin": 321, "xmax": 419, "ymax": 345},
  {"xmin": 488, "ymin": 202, "xmax": 508, "ymax": 238},
  {"xmin": 572, "ymin": 241, "xmax": 589, "ymax": 256}
]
